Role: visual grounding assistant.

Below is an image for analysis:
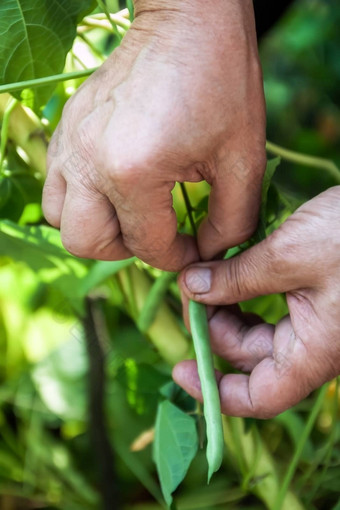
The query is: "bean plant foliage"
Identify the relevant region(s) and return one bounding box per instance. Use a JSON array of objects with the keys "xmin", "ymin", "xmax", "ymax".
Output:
[{"xmin": 0, "ymin": 1, "xmax": 339, "ymax": 509}]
